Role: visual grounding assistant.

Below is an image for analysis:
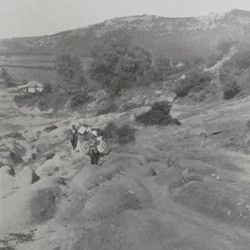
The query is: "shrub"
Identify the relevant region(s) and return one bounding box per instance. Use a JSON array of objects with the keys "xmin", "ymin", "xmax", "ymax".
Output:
[
  {"xmin": 136, "ymin": 101, "xmax": 181, "ymax": 126},
  {"xmin": 42, "ymin": 83, "xmax": 52, "ymax": 94},
  {"xmin": 233, "ymin": 49, "xmax": 250, "ymax": 69},
  {"xmin": 217, "ymin": 41, "xmax": 234, "ymax": 54},
  {"xmin": 222, "ymin": 80, "xmax": 241, "ymax": 100},
  {"xmin": 97, "ymin": 103, "xmax": 119, "ymax": 115},
  {"xmin": 173, "ymin": 71, "xmax": 212, "ymax": 98},
  {"xmin": 247, "ymin": 120, "xmax": 250, "ymax": 131},
  {"xmin": 102, "ymin": 122, "xmax": 136, "ymax": 145},
  {"xmin": 219, "ymin": 69, "xmax": 241, "ymax": 100},
  {"xmin": 116, "ymin": 124, "xmax": 137, "ymax": 145},
  {"xmin": 13, "ymin": 93, "xmax": 39, "ymax": 107},
  {"xmin": 70, "ymin": 93, "xmax": 92, "ymax": 108},
  {"xmin": 14, "ymin": 92, "xmax": 69, "ymax": 111}
]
